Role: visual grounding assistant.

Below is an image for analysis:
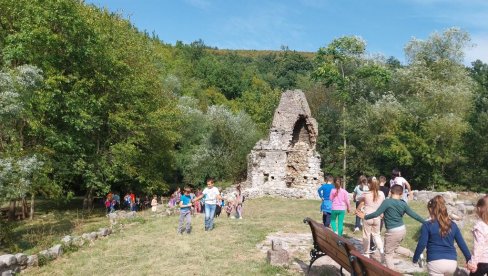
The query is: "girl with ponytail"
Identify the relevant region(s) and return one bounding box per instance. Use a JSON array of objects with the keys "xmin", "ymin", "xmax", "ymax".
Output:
[{"xmin": 413, "ymin": 195, "xmax": 472, "ymax": 275}]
